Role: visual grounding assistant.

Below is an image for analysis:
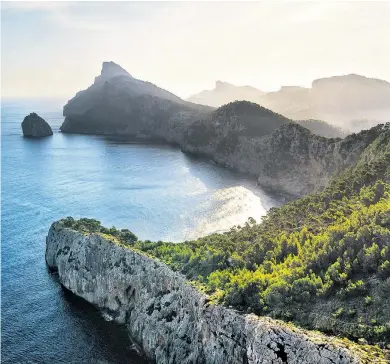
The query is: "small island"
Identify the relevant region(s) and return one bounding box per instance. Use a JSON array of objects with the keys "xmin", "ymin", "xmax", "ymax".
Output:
[{"xmin": 21, "ymin": 112, "xmax": 53, "ymax": 137}]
